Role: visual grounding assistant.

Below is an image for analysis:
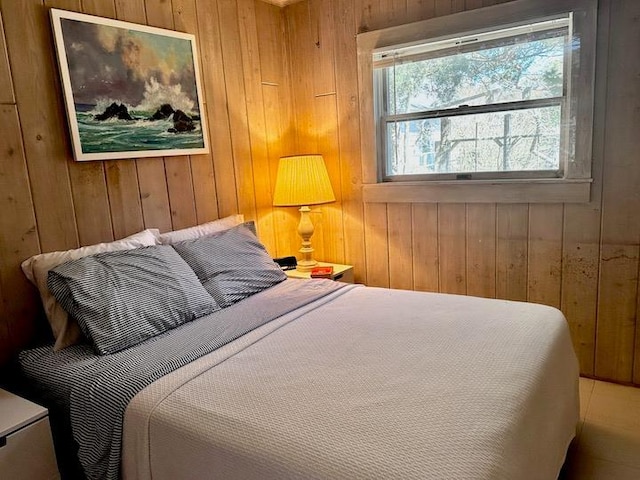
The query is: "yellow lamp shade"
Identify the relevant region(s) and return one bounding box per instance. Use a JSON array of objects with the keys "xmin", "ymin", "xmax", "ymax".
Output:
[{"xmin": 272, "ymin": 155, "xmax": 336, "ymax": 206}]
